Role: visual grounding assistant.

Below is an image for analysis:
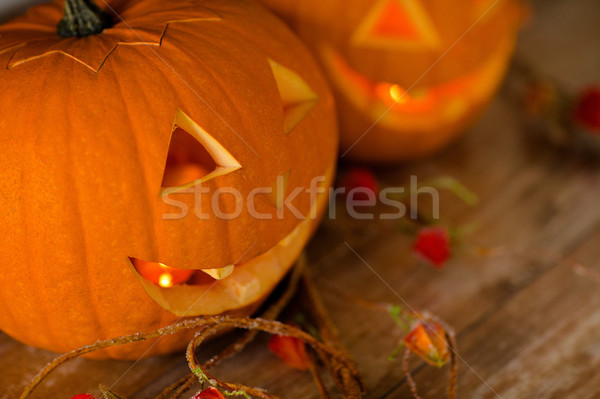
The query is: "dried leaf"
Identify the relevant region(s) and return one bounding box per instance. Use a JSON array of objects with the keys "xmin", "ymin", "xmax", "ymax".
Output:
[{"xmin": 268, "ymin": 334, "xmax": 310, "ymax": 371}]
